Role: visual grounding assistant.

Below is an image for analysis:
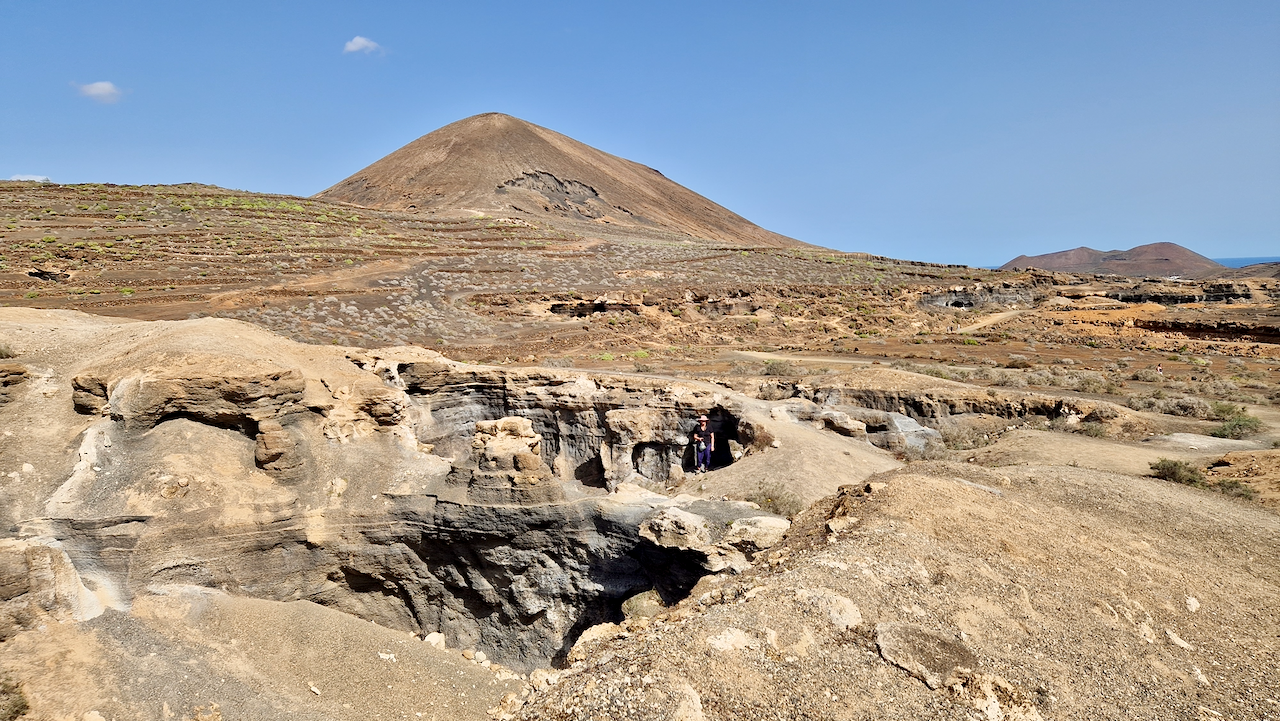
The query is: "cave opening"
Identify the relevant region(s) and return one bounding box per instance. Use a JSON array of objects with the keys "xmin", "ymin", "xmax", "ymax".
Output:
[{"xmin": 683, "ymin": 409, "xmax": 740, "ymax": 472}]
